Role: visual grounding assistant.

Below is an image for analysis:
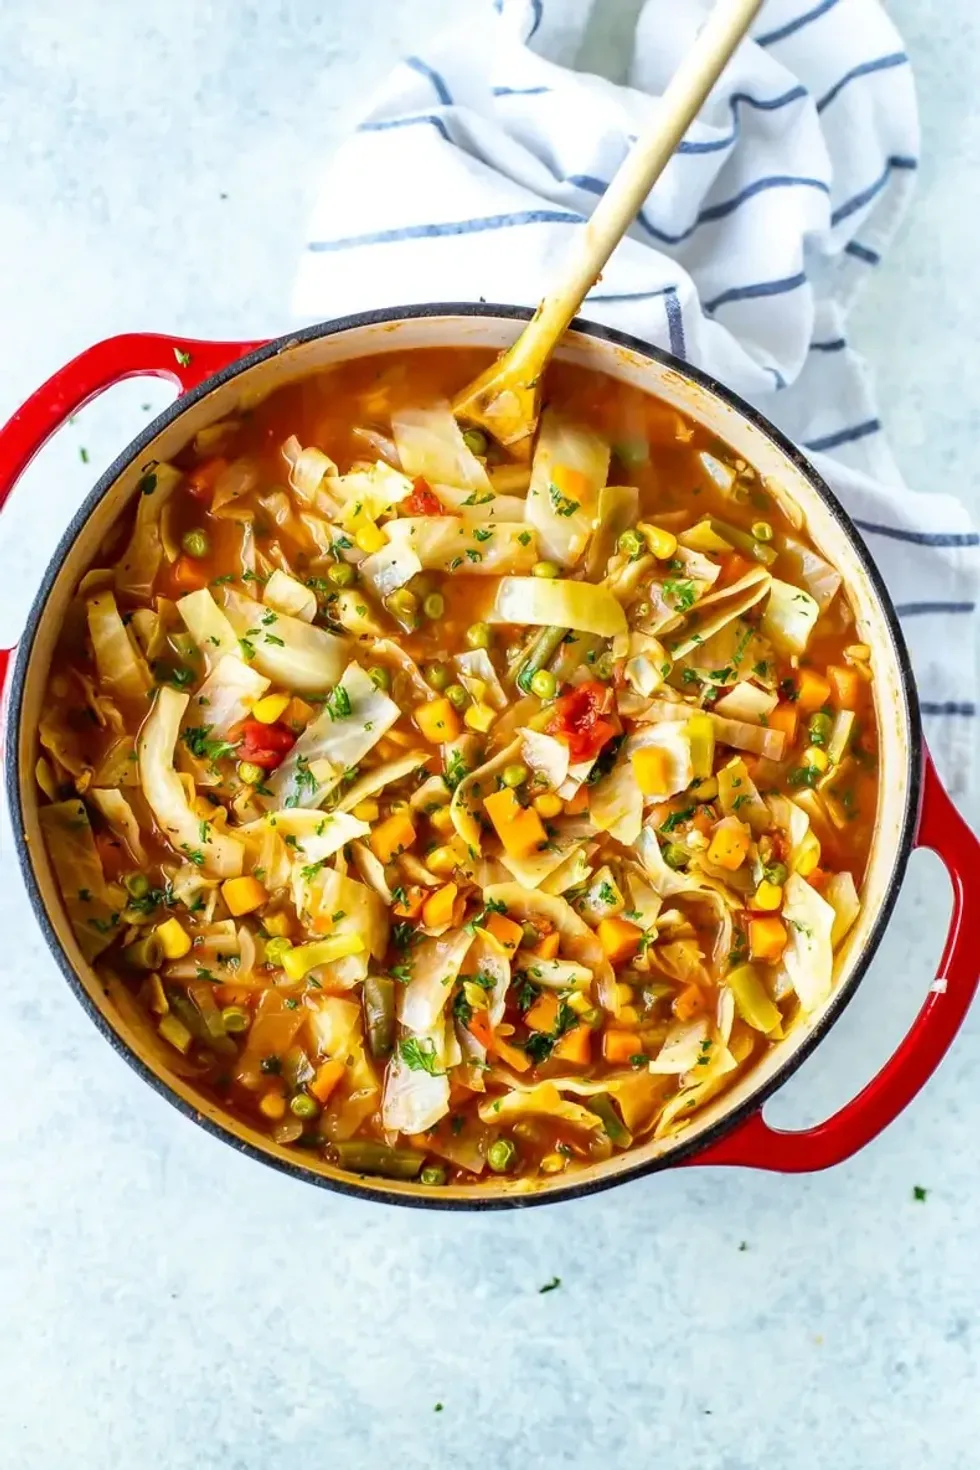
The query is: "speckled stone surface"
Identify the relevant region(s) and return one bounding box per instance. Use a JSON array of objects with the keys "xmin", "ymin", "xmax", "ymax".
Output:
[{"xmin": 0, "ymin": 4, "xmax": 978, "ymax": 1467}]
